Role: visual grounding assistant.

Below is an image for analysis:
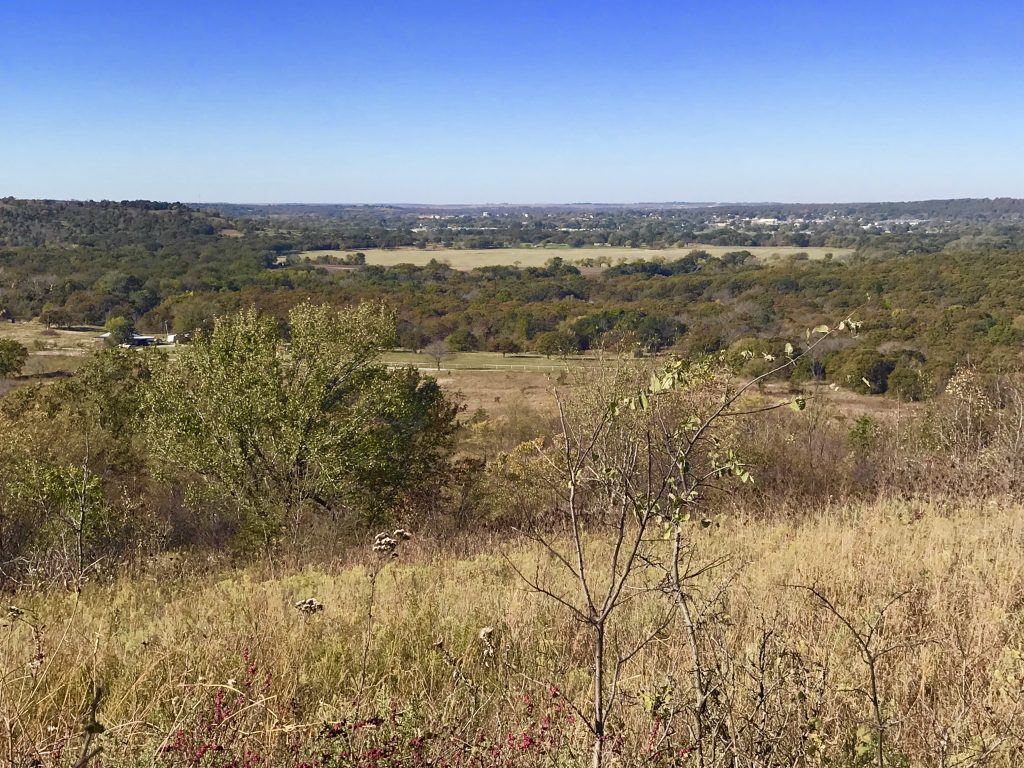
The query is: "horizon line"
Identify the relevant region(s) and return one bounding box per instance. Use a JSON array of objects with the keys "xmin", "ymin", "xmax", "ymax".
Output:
[{"xmin": 186, "ymin": 196, "xmax": 1017, "ymax": 208}]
